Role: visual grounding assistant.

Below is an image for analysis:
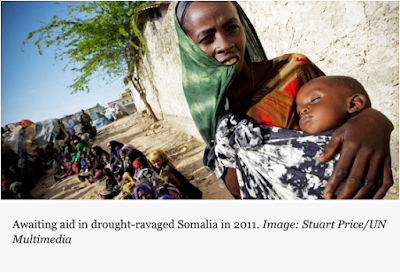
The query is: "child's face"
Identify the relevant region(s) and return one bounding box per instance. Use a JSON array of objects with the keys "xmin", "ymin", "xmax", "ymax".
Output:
[{"xmin": 296, "ymin": 78, "xmax": 349, "ymax": 134}]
